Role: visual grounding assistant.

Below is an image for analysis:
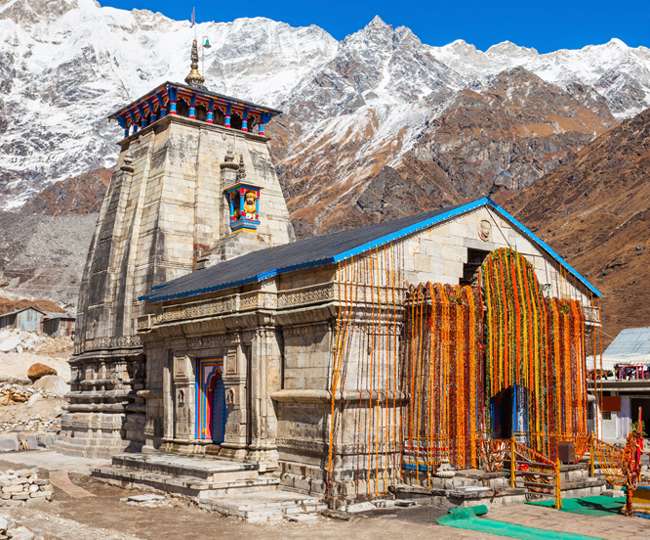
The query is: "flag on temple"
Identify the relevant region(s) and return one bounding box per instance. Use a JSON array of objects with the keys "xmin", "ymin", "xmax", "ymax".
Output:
[
  {"xmin": 203, "ymin": 36, "xmax": 211, "ymax": 48},
  {"xmin": 191, "ymin": 7, "xmax": 196, "ymax": 27}
]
